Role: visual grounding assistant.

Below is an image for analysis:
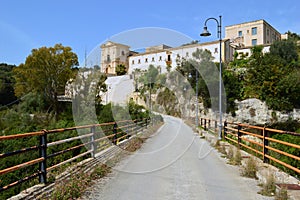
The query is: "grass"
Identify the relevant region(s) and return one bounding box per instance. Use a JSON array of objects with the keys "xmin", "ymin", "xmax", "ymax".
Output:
[
  {"xmin": 241, "ymin": 157, "xmax": 258, "ymax": 179},
  {"xmin": 275, "ymin": 187, "xmax": 289, "ymax": 200},
  {"xmin": 50, "ymin": 164, "xmax": 111, "ymax": 200},
  {"xmin": 258, "ymin": 173, "xmax": 276, "ymax": 196},
  {"xmin": 227, "ymin": 147, "xmax": 242, "ymax": 166},
  {"xmin": 125, "ymin": 137, "xmax": 145, "ymax": 152},
  {"xmin": 47, "ymin": 121, "xmax": 164, "ymax": 200},
  {"xmin": 211, "ymin": 137, "xmax": 290, "ymax": 199},
  {"xmin": 227, "ymin": 146, "xmax": 234, "ymax": 160},
  {"xmin": 214, "ymin": 140, "xmax": 227, "ymax": 155}
]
